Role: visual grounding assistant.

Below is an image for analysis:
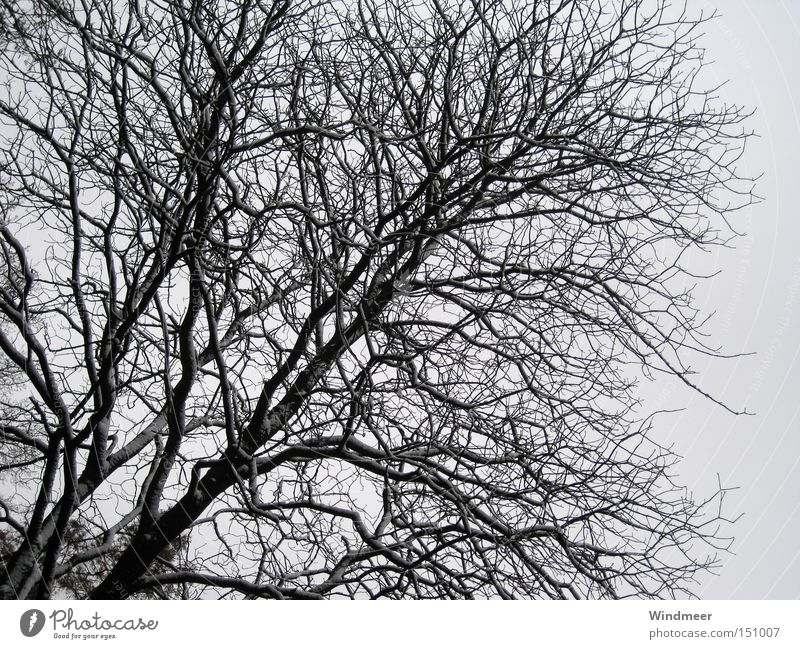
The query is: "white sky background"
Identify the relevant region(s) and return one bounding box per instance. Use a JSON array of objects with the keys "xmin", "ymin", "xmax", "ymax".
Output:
[
  {"xmin": 2, "ymin": 0, "xmax": 797, "ymax": 600},
  {"xmin": 637, "ymin": 0, "xmax": 800, "ymax": 599}
]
